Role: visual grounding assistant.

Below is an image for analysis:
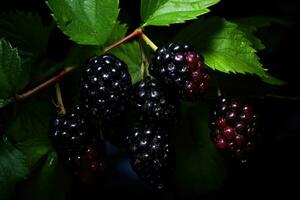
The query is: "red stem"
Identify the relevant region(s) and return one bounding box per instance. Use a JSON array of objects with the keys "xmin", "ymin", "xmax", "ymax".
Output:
[
  {"xmin": 17, "ymin": 66, "xmax": 75, "ymax": 101},
  {"xmin": 103, "ymin": 28, "xmax": 143, "ymax": 53}
]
